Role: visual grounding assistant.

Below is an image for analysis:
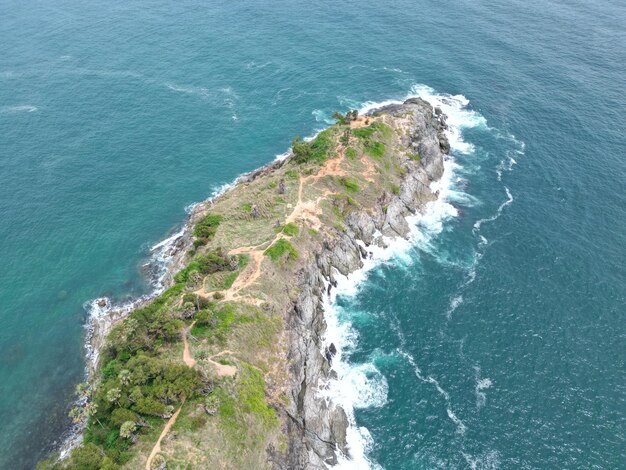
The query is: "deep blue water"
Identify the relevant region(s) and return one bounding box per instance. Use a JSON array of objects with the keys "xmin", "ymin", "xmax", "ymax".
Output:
[{"xmin": 1, "ymin": 0, "xmax": 624, "ymax": 468}]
